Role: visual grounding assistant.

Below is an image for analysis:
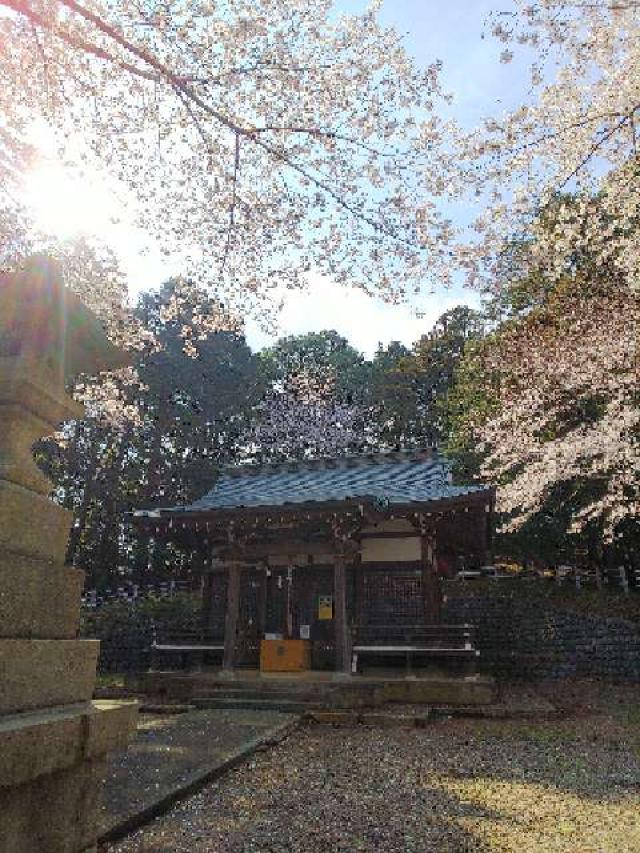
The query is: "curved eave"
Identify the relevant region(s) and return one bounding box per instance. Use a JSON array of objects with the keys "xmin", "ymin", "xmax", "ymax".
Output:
[{"xmin": 131, "ymin": 486, "xmax": 495, "ymax": 538}]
